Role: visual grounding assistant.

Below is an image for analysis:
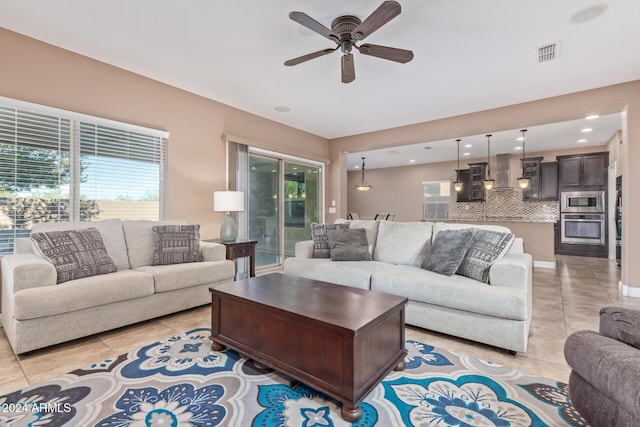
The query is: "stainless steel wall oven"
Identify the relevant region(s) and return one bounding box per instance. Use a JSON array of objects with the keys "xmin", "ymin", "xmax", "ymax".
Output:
[{"xmin": 561, "ymin": 213, "xmax": 605, "ymax": 245}]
